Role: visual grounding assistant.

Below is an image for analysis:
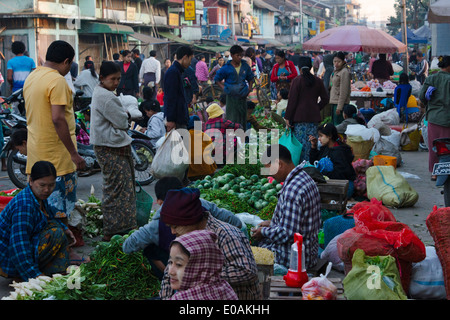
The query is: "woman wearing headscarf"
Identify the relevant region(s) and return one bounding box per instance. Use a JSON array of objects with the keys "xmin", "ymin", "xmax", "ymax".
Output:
[
  {"xmin": 329, "ymin": 52, "xmax": 351, "ymax": 126},
  {"xmin": 168, "ymin": 229, "xmax": 238, "ymax": 300},
  {"xmin": 285, "ymin": 64, "xmax": 329, "ymax": 162},
  {"xmin": 159, "ymin": 188, "xmax": 260, "ymax": 300}
]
